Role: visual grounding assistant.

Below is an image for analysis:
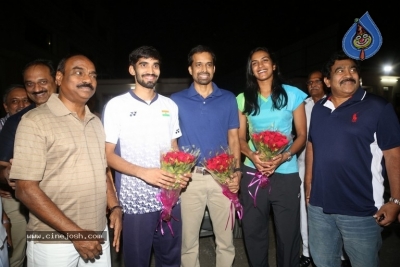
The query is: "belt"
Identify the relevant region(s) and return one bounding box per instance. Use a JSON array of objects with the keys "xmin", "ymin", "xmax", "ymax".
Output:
[{"xmin": 193, "ymin": 166, "xmax": 208, "ymax": 175}]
